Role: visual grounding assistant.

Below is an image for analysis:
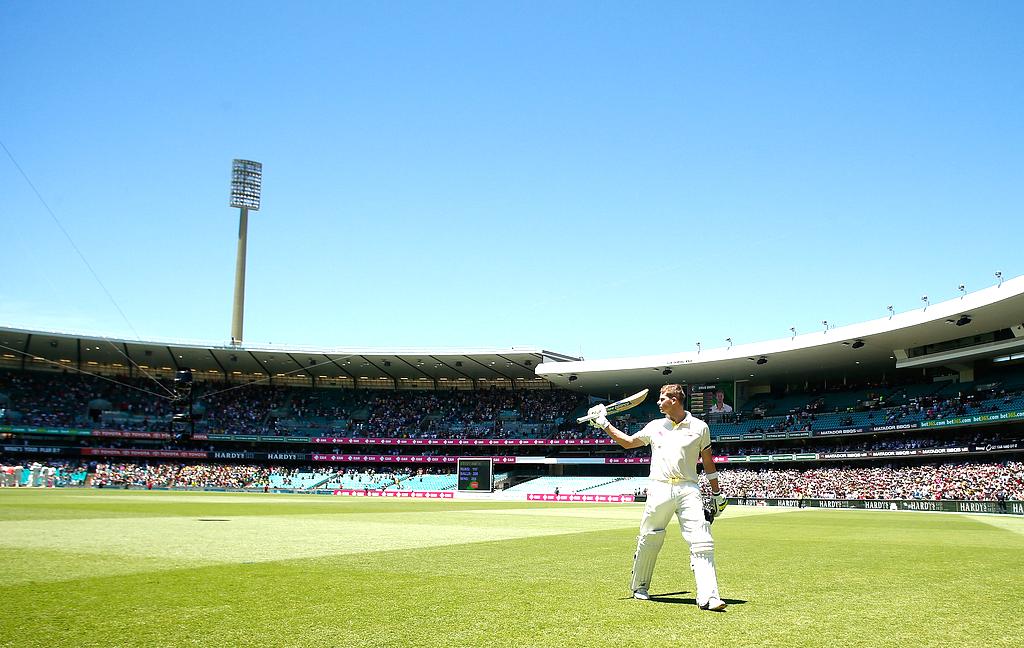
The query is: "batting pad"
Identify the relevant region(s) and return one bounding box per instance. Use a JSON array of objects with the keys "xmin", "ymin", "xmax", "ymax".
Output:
[
  {"xmin": 691, "ymin": 551, "xmax": 720, "ymax": 605},
  {"xmin": 630, "ymin": 529, "xmax": 666, "ymax": 592},
  {"xmin": 682, "ymin": 519, "xmax": 715, "ymax": 555}
]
